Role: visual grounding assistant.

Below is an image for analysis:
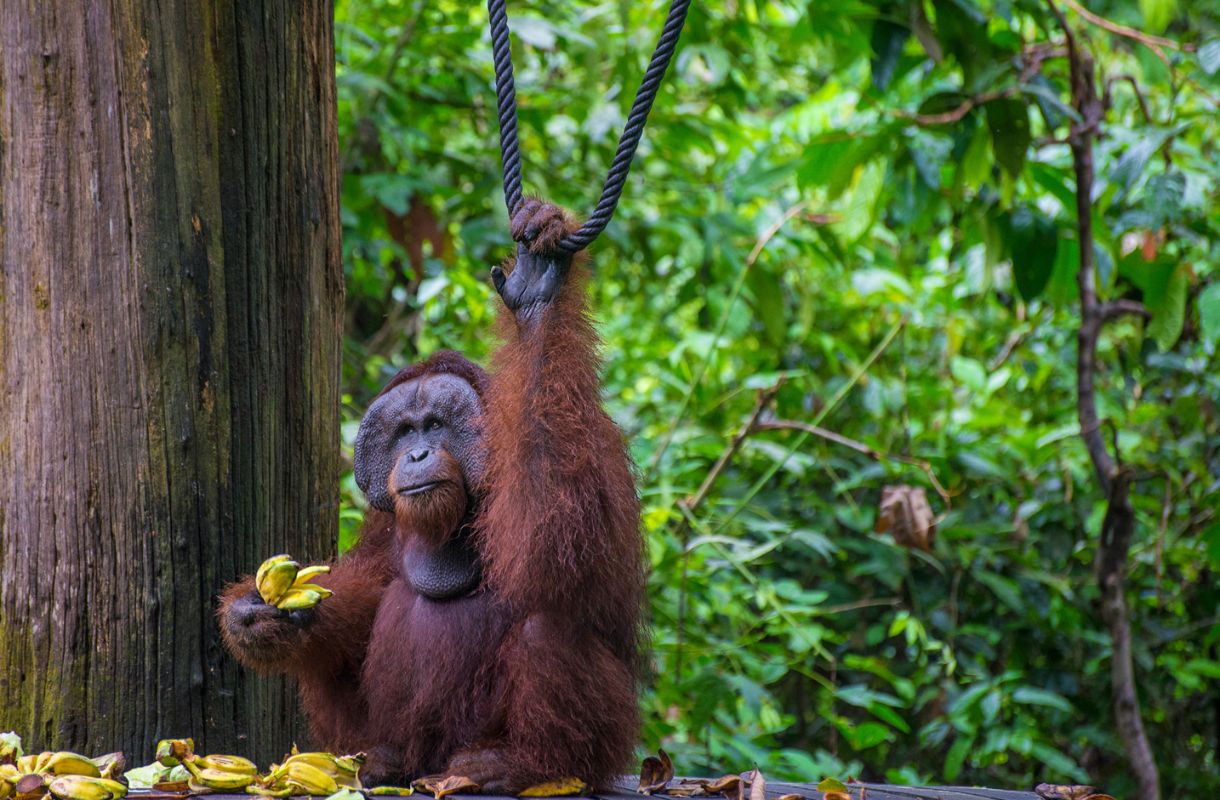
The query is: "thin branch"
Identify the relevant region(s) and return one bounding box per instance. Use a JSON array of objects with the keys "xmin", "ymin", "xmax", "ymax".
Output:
[
  {"xmin": 1105, "ymin": 74, "xmax": 1153, "ymax": 122},
  {"xmin": 895, "ymin": 88, "xmax": 1017, "ymax": 127},
  {"xmin": 751, "ymin": 419, "xmax": 952, "ymax": 503},
  {"xmin": 1060, "ymin": 0, "xmax": 1193, "ymax": 65},
  {"xmin": 989, "ymin": 330, "xmax": 1026, "ymax": 371},
  {"xmin": 682, "ymin": 380, "xmax": 786, "ymax": 515},
  {"xmin": 816, "ymin": 597, "xmax": 902, "ymax": 615},
  {"xmin": 1102, "ymin": 298, "xmax": 1151, "ymax": 321},
  {"xmin": 707, "ymin": 317, "xmax": 908, "ymax": 537}
]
